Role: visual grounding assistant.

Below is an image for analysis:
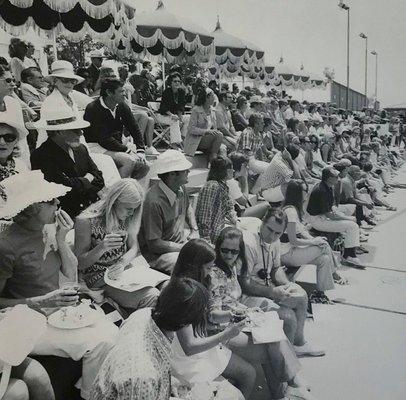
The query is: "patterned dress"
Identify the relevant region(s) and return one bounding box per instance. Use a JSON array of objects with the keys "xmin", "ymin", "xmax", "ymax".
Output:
[
  {"xmin": 82, "ymin": 215, "xmax": 127, "ymax": 289},
  {"xmin": 205, "ymin": 264, "xmax": 243, "ymax": 313},
  {"xmin": 90, "ymin": 308, "xmax": 171, "ymax": 400}
]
